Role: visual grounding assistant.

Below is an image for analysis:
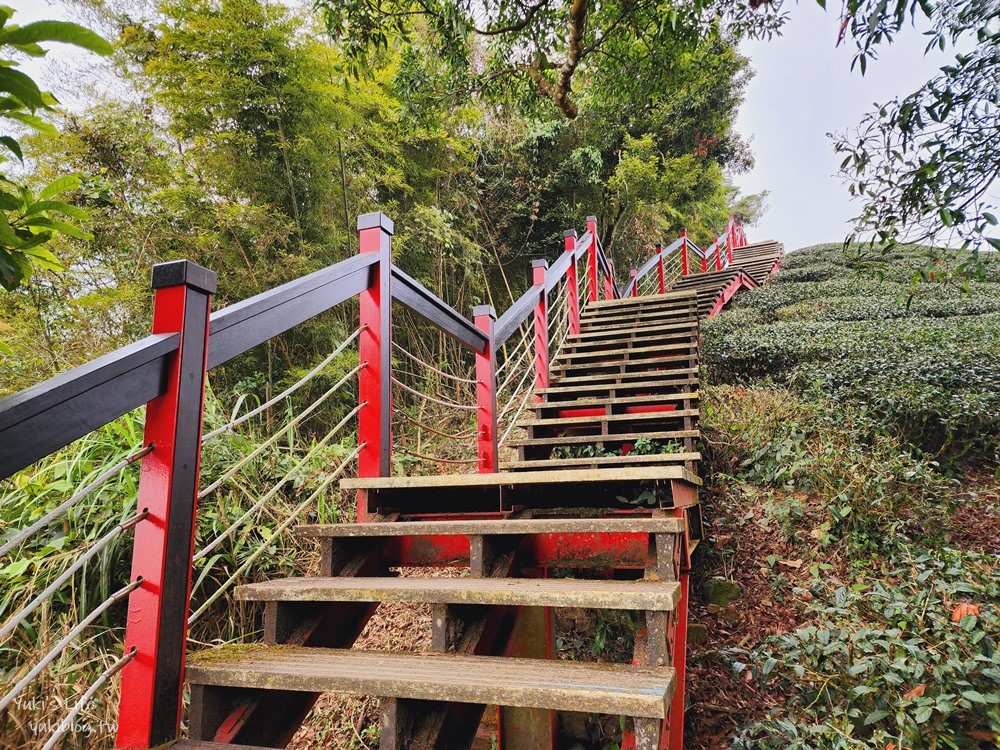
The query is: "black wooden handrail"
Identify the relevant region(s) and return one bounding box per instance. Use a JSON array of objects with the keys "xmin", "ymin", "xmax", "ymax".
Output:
[
  {"xmin": 208, "ymin": 253, "xmax": 377, "ymax": 369},
  {"xmin": 390, "ymin": 266, "xmax": 488, "ymax": 354},
  {"xmin": 0, "ymin": 333, "xmax": 179, "ymax": 478}
]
